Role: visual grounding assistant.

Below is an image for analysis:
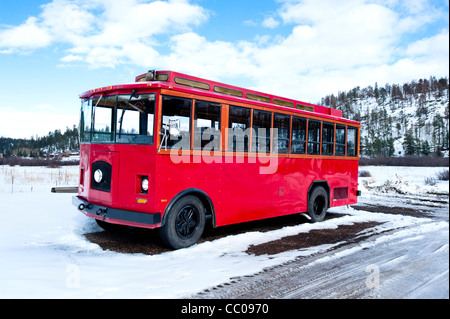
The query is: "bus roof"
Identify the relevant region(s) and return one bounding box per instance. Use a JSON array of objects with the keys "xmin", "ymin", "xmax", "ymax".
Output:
[{"xmin": 81, "ymin": 70, "xmax": 356, "ymax": 122}]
